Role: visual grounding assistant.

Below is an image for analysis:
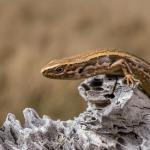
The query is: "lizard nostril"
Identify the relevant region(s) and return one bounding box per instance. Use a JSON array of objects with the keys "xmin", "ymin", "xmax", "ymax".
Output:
[
  {"xmin": 40, "ymin": 67, "xmax": 51, "ymax": 78},
  {"xmin": 40, "ymin": 68, "xmax": 46, "ymax": 75}
]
